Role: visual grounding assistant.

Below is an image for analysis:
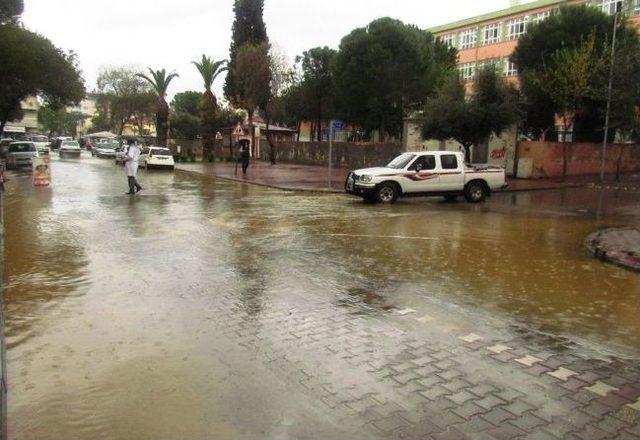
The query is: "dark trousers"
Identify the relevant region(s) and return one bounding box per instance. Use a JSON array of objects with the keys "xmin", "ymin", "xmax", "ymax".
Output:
[
  {"xmin": 241, "ymin": 157, "xmax": 249, "ymax": 174},
  {"xmin": 127, "ymin": 176, "xmax": 142, "ymax": 194}
]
